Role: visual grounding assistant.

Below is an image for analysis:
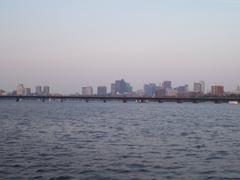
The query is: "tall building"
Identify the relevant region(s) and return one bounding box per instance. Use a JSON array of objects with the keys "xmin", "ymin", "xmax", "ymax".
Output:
[
  {"xmin": 162, "ymin": 81, "xmax": 172, "ymax": 89},
  {"xmin": 144, "ymin": 83, "xmax": 157, "ymax": 97},
  {"xmin": 193, "ymin": 82, "xmax": 202, "ymax": 93},
  {"xmin": 211, "ymin": 85, "xmax": 224, "ymax": 96},
  {"xmin": 199, "ymin": 81, "xmax": 205, "ymax": 94},
  {"xmin": 35, "ymin": 86, "xmax": 42, "ymax": 95},
  {"xmin": 194, "ymin": 81, "xmax": 205, "ymax": 94},
  {"xmin": 234, "ymin": 85, "xmax": 240, "ymax": 94},
  {"xmin": 175, "ymin": 85, "xmax": 188, "ymax": 93},
  {"xmin": 155, "ymin": 88, "xmax": 166, "ymax": 97},
  {"xmin": 43, "ymin": 86, "xmax": 50, "ymax": 95},
  {"xmin": 16, "ymin": 84, "xmax": 25, "ymax": 96},
  {"xmin": 0, "ymin": 89, "xmax": 5, "ymax": 96},
  {"xmin": 82, "ymin": 87, "xmax": 93, "ymax": 96},
  {"xmin": 97, "ymin": 86, "xmax": 107, "ymax": 96},
  {"xmin": 126, "ymin": 83, "xmax": 133, "ymax": 93},
  {"xmin": 111, "ymin": 83, "xmax": 116, "ymax": 95},
  {"xmin": 115, "ymin": 79, "xmax": 126, "ymax": 94},
  {"xmin": 174, "ymin": 84, "xmax": 189, "ymax": 97},
  {"xmin": 24, "ymin": 88, "xmax": 31, "ymax": 96},
  {"xmin": 237, "ymin": 85, "xmax": 240, "ymax": 91},
  {"xmin": 114, "ymin": 79, "xmax": 132, "ymax": 95}
]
